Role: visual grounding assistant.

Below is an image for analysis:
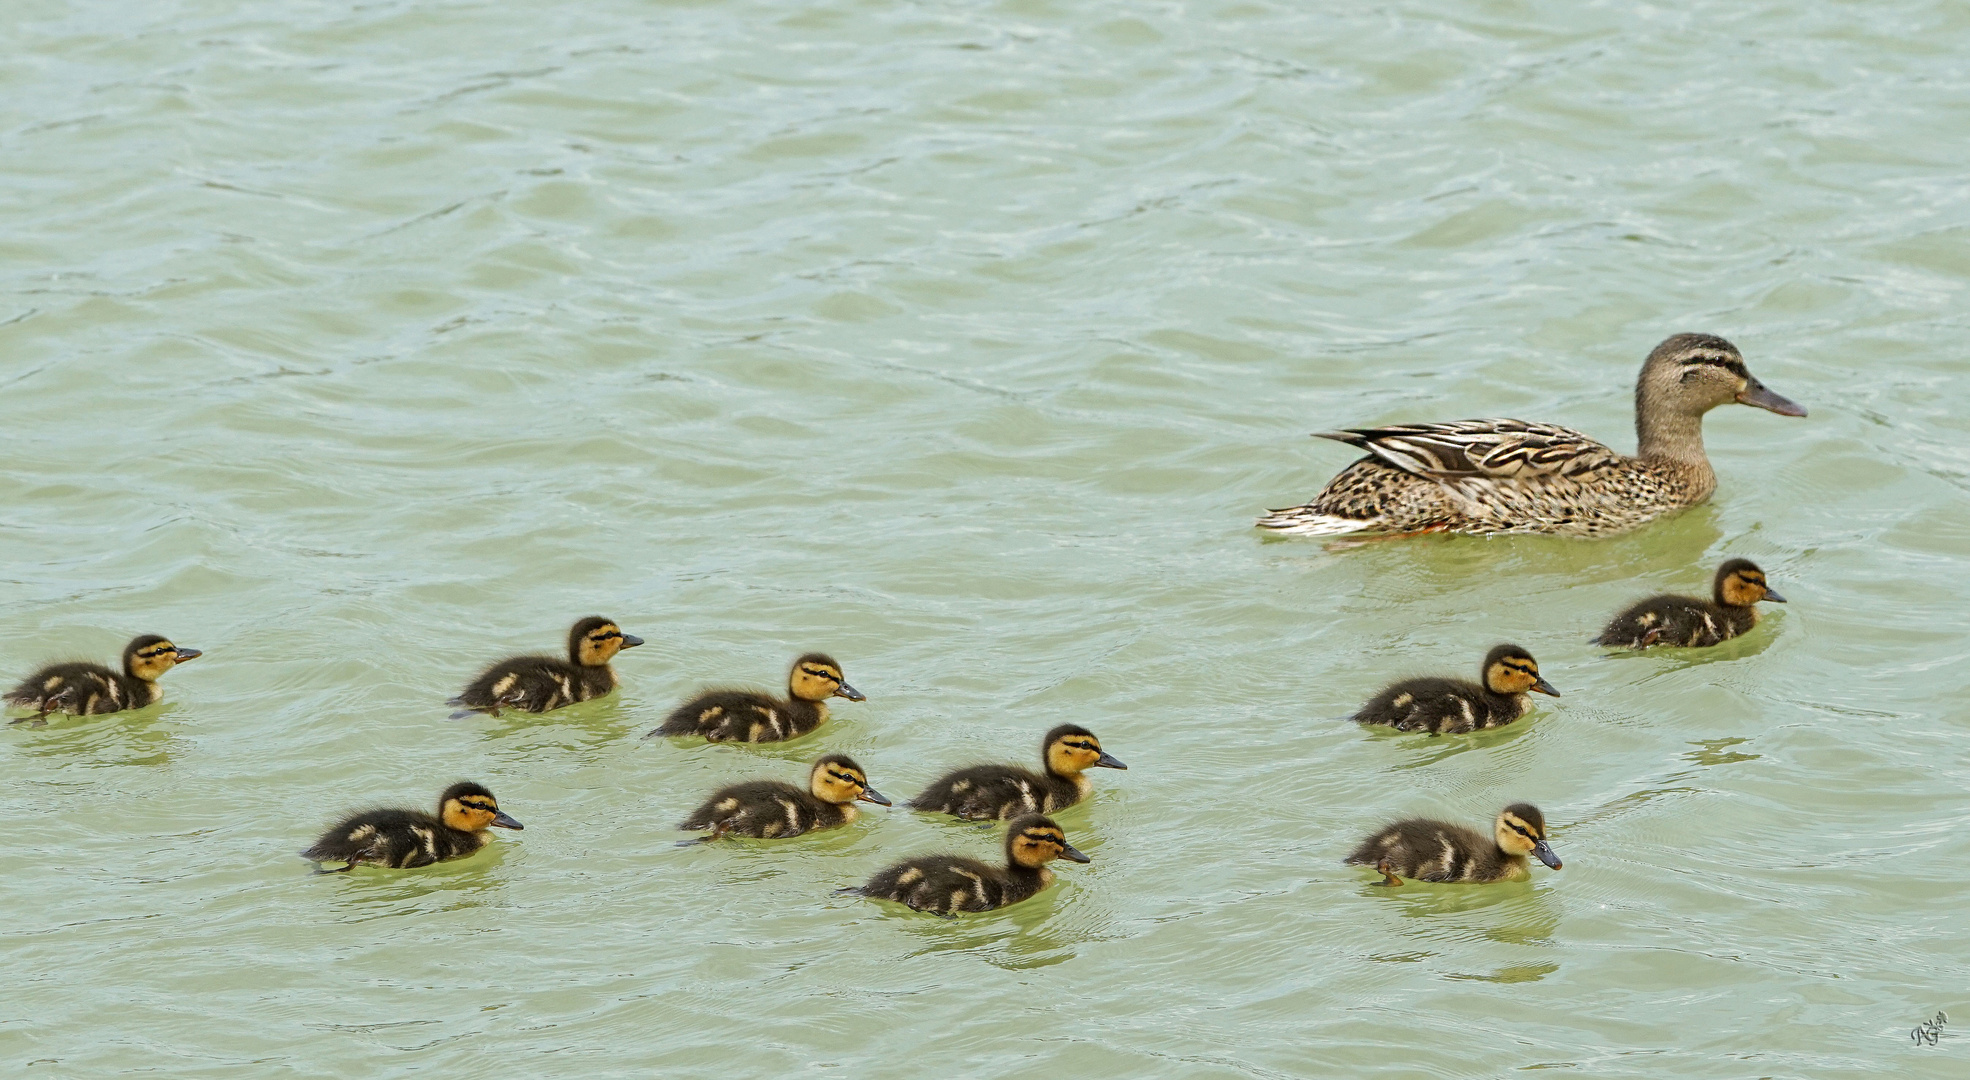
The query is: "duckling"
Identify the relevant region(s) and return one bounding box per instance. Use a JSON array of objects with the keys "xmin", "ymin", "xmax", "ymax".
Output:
[
  {"xmin": 678, "ymin": 753, "xmax": 891, "ymax": 843},
  {"xmin": 647, "ymin": 653, "xmax": 864, "ymax": 742},
  {"xmin": 853, "ymin": 813, "xmax": 1090, "ymax": 915},
  {"xmin": 1352, "ymin": 644, "xmax": 1558, "ymax": 735},
  {"xmin": 1259, "ymin": 333, "xmax": 1806, "ymax": 538},
  {"xmin": 448, "ymin": 616, "xmax": 643, "ymax": 718},
  {"xmin": 301, "ymin": 781, "xmax": 522, "ymax": 873},
  {"xmin": 1593, "ymin": 558, "xmax": 1785, "ymax": 649},
  {"xmin": 1346, "ymin": 803, "xmax": 1561, "ymax": 886},
  {"xmin": 4, "ymin": 635, "xmax": 201, "ymax": 726},
  {"xmin": 908, "ymin": 724, "xmax": 1127, "ymax": 820}
]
